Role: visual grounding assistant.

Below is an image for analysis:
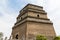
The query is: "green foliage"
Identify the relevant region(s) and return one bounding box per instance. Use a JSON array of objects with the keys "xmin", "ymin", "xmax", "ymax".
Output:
[
  {"xmin": 54, "ymin": 36, "xmax": 60, "ymax": 40},
  {"xmin": 0, "ymin": 32, "xmax": 3, "ymax": 40},
  {"xmin": 36, "ymin": 35, "xmax": 47, "ymax": 40},
  {"xmin": 0, "ymin": 32, "xmax": 3, "ymax": 38}
]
